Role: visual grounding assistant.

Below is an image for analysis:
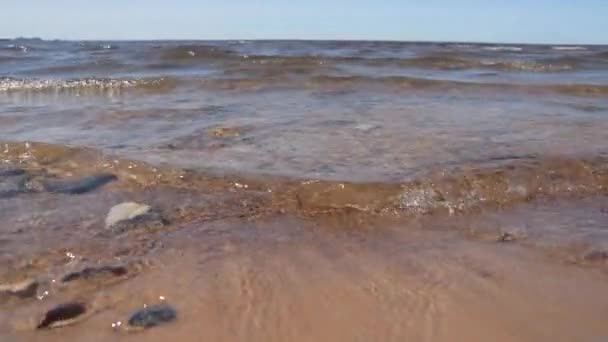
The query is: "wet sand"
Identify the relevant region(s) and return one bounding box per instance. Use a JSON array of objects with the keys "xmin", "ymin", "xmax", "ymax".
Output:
[{"xmin": 1, "ymin": 143, "xmax": 607, "ymax": 341}]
